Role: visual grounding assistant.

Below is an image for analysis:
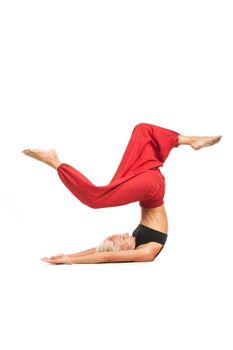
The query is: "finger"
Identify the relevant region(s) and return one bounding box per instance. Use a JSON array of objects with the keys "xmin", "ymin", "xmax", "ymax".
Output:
[
  {"xmin": 41, "ymin": 257, "xmax": 51, "ymax": 262},
  {"xmin": 41, "ymin": 257, "xmax": 56, "ymax": 264}
]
